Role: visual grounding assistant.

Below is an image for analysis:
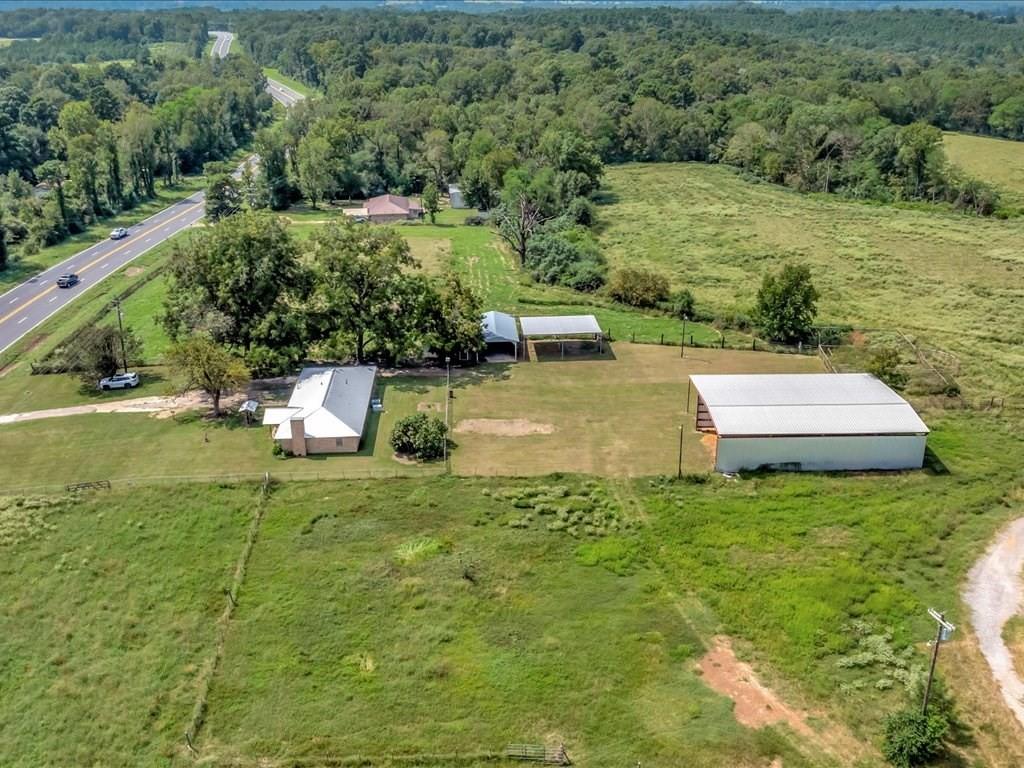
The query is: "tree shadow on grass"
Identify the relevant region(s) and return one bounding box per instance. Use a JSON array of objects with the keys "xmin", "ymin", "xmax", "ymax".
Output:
[
  {"xmin": 172, "ymin": 410, "xmax": 252, "ymax": 431},
  {"xmin": 450, "ymin": 362, "xmax": 513, "ymax": 390},
  {"xmin": 75, "ymin": 369, "xmax": 169, "ymax": 399},
  {"xmin": 590, "ymin": 188, "xmax": 620, "ymax": 206}
]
